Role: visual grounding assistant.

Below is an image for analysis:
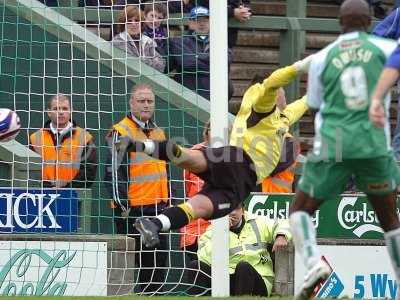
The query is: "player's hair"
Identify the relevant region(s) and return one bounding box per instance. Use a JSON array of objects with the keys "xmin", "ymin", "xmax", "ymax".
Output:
[
  {"xmin": 339, "ymin": 0, "xmax": 371, "ymax": 32},
  {"xmin": 143, "ymin": 3, "xmax": 167, "ymax": 18},
  {"xmin": 250, "ymin": 74, "xmax": 268, "ymax": 86},
  {"xmin": 115, "ymin": 5, "xmax": 143, "ymax": 36},
  {"xmin": 47, "ymin": 94, "xmax": 71, "ymax": 109}
]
